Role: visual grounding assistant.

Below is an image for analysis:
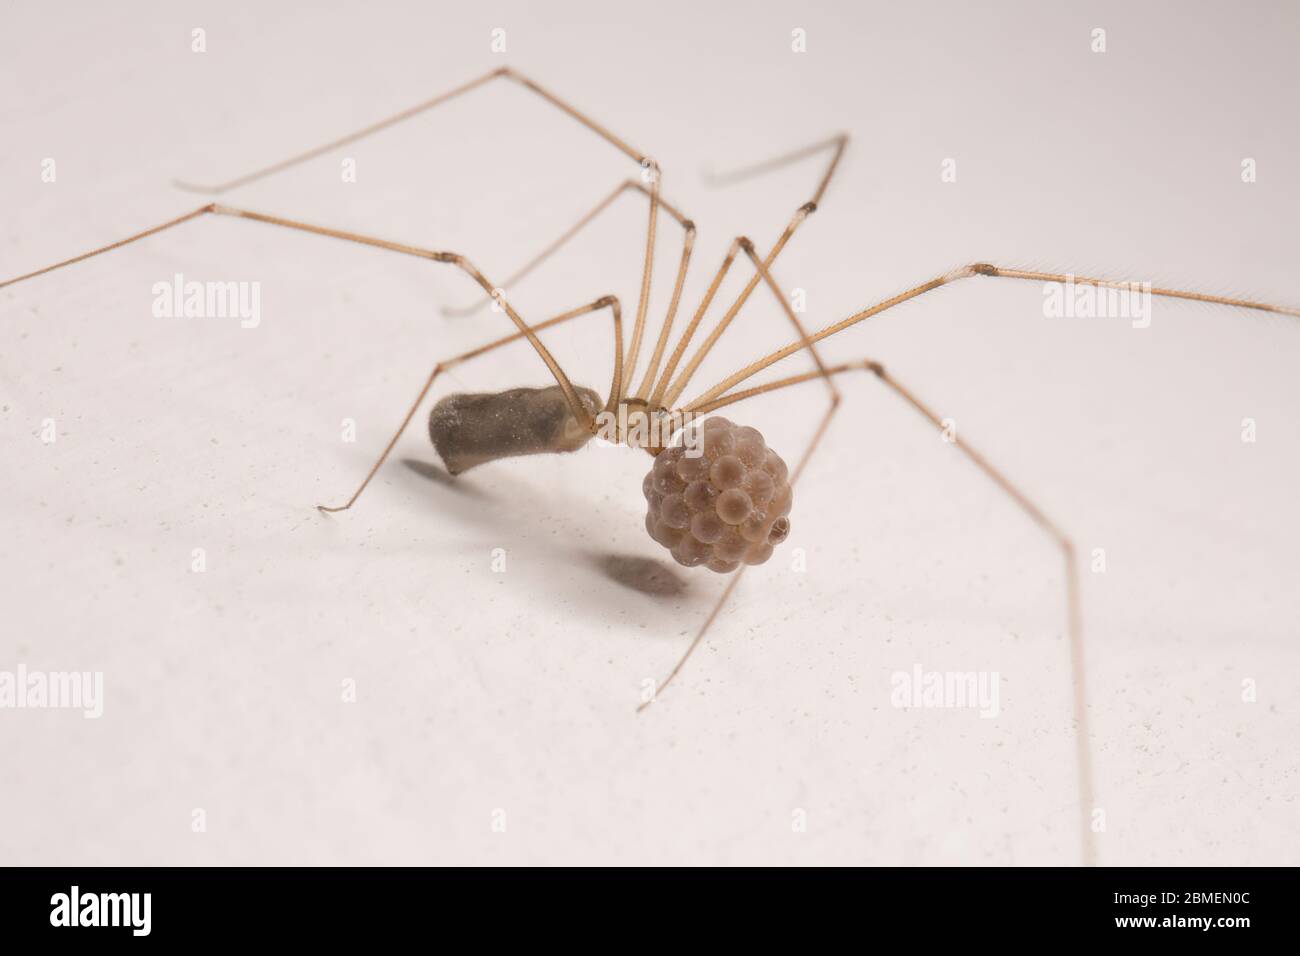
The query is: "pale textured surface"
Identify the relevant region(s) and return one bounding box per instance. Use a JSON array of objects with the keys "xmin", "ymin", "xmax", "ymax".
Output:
[{"xmin": 1, "ymin": 0, "xmax": 1298, "ymax": 866}]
